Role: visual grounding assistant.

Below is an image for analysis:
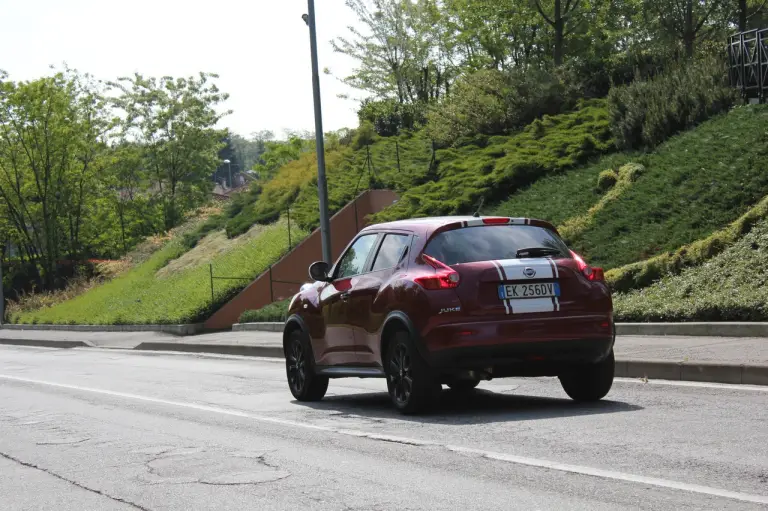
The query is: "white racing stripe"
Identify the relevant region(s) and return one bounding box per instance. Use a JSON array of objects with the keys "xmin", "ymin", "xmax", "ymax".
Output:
[
  {"xmin": 1, "ymin": 373, "xmax": 767, "ymax": 505},
  {"xmin": 496, "ymin": 257, "xmax": 556, "ymax": 280},
  {"xmin": 496, "ymin": 257, "xmax": 559, "ymax": 314}
]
